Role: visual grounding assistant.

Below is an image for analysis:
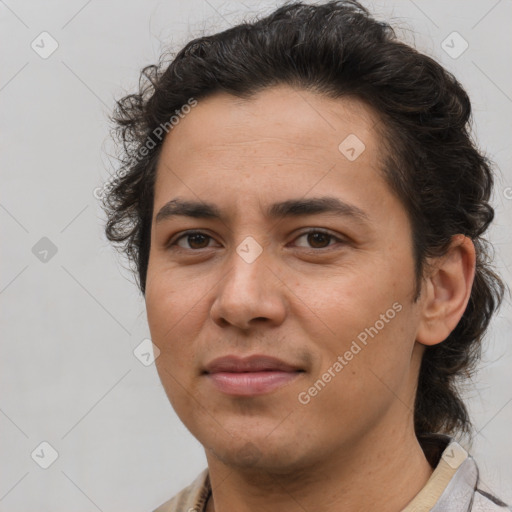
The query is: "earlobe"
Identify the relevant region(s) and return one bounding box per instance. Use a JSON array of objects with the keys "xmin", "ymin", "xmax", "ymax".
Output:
[{"xmin": 416, "ymin": 235, "xmax": 476, "ymax": 347}]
